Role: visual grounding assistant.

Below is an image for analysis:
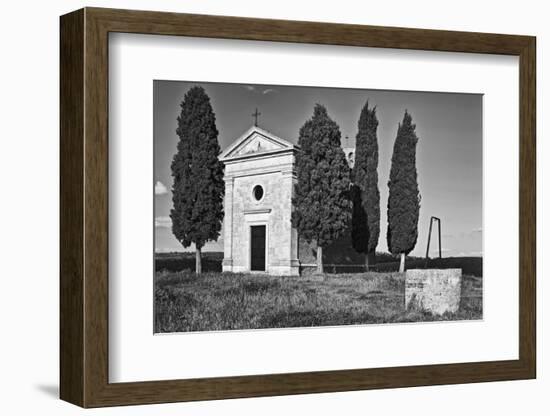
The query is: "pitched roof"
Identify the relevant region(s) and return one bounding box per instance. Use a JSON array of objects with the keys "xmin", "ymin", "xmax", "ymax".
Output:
[{"xmin": 220, "ymin": 125, "xmax": 298, "ymax": 161}]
